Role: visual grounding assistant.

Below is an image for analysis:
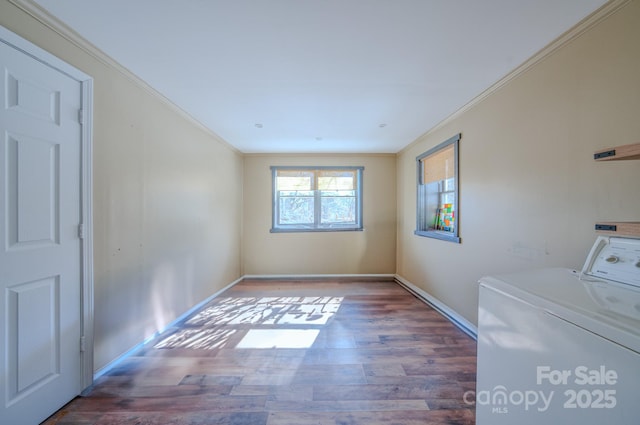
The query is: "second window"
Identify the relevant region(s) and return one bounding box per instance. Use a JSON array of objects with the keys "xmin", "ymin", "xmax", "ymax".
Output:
[{"xmin": 271, "ymin": 166, "xmax": 363, "ymax": 232}]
